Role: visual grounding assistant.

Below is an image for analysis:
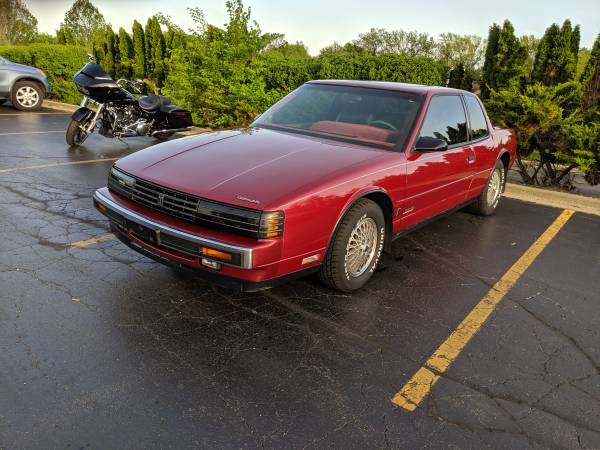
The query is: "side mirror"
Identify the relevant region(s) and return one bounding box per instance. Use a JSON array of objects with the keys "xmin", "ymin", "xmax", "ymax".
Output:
[{"xmin": 414, "ymin": 136, "xmax": 448, "ymax": 152}]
